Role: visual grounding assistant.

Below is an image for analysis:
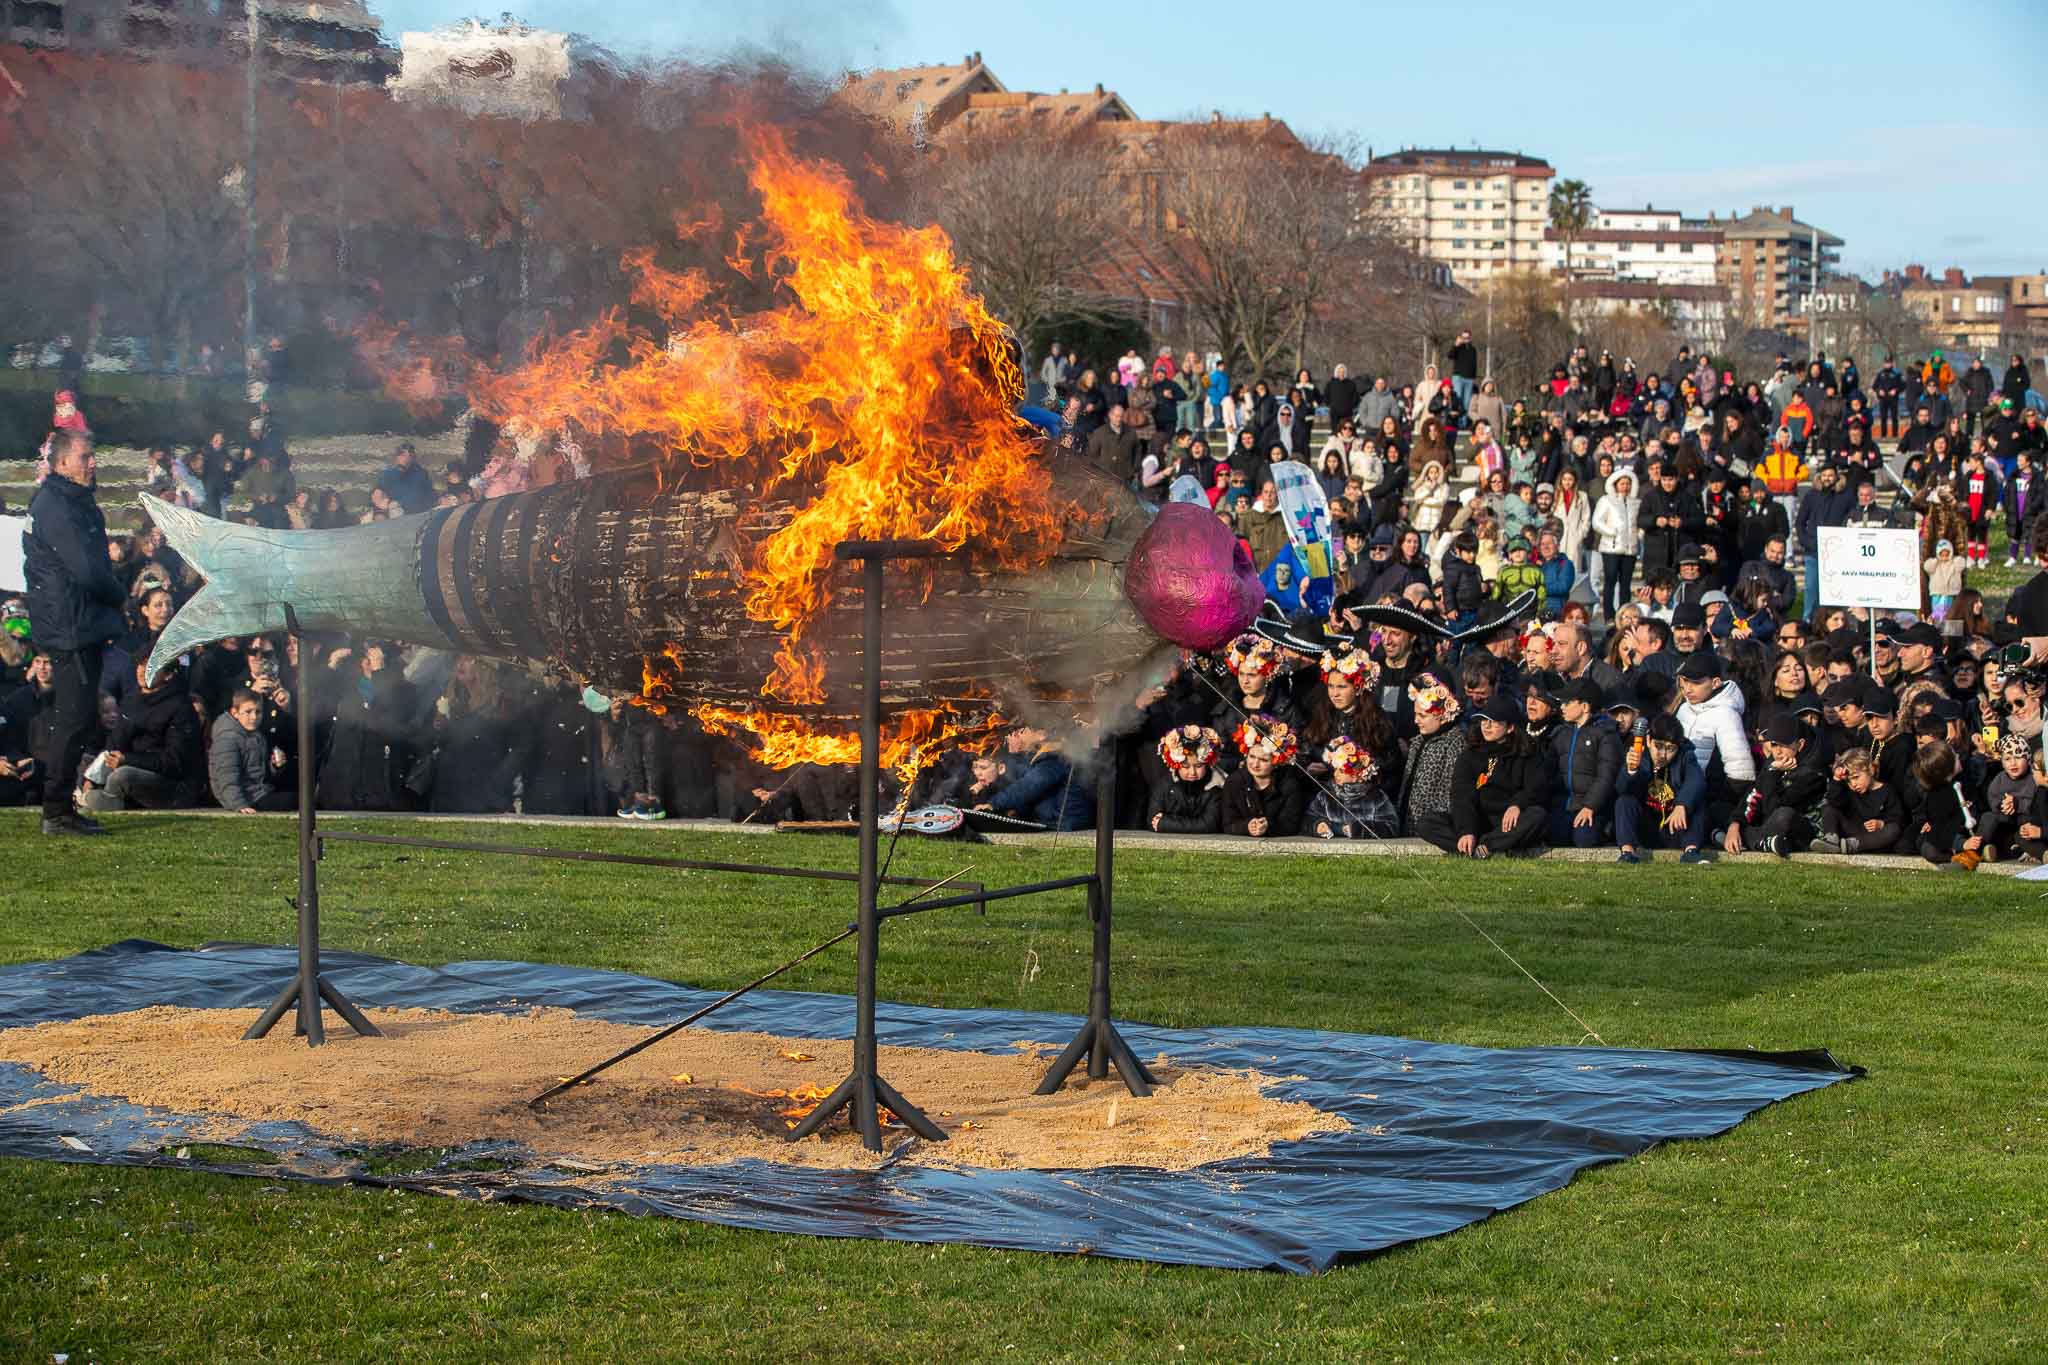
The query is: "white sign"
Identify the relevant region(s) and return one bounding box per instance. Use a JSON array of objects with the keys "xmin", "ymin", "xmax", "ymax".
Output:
[
  {"xmin": 1817, "ymin": 526, "xmax": 1921, "ymax": 610},
  {"xmin": 0, "ymin": 515, "xmax": 25, "ymax": 594}
]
